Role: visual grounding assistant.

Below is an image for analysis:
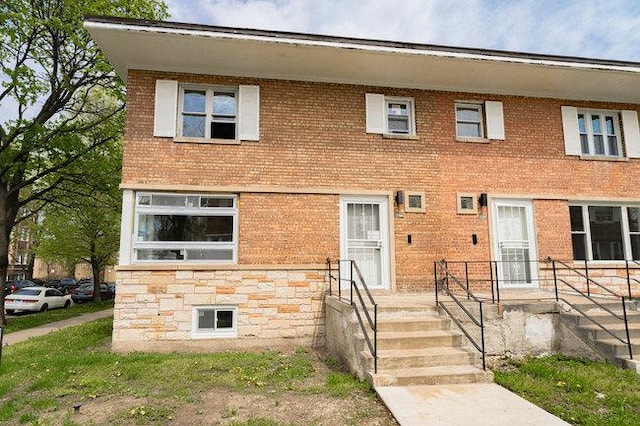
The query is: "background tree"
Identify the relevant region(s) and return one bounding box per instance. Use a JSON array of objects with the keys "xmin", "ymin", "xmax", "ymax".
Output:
[
  {"xmin": 0, "ymin": 0, "xmax": 168, "ymax": 324},
  {"xmin": 36, "ymin": 131, "xmax": 122, "ymax": 301}
]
